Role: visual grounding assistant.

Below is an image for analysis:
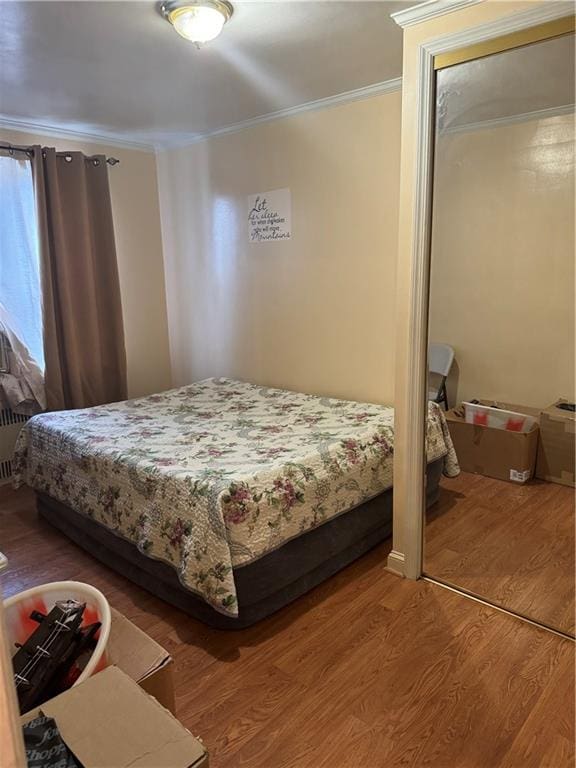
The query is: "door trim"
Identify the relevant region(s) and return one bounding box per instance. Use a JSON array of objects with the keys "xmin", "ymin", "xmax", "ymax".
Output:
[
  {"xmin": 387, "ymin": 1, "xmax": 575, "ymax": 579},
  {"xmin": 434, "ymin": 14, "xmax": 575, "ymax": 69}
]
